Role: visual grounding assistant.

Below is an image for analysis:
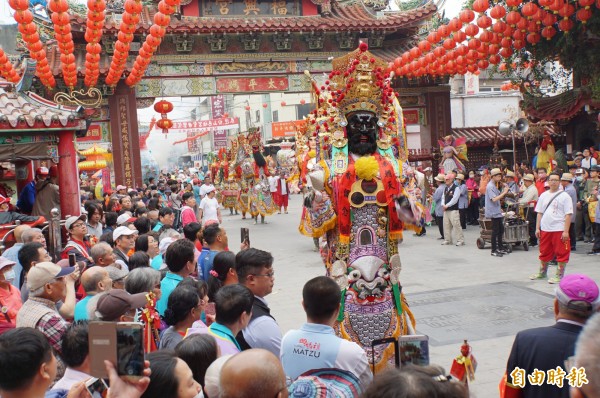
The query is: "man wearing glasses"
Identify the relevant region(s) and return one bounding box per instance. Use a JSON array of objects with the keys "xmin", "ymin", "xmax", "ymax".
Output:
[
  {"xmin": 531, "ymin": 172, "xmax": 573, "ymax": 284},
  {"xmin": 16, "ymin": 261, "xmax": 77, "ymax": 379},
  {"xmin": 235, "ymin": 248, "xmax": 281, "ymax": 357},
  {"xmin": 62, "ymin": 215, "xmax": 93, "ymax": 266}
]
